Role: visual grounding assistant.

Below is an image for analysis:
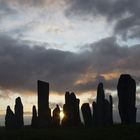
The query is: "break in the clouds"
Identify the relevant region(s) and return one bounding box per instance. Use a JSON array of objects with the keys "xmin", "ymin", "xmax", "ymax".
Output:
[
  {"xmin": 0, "ymin": 34, "xmax": 140, "ymax": 95},
  {"xmin": 0, "ymin": 0, "xmax": 113, "ymax": 52},
  {"xmin": 1, "ymin": 0, "xmax": 140, "ymax": 49}
]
